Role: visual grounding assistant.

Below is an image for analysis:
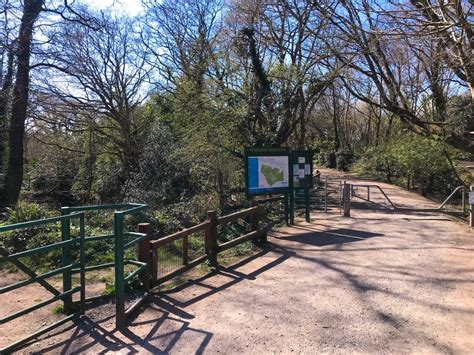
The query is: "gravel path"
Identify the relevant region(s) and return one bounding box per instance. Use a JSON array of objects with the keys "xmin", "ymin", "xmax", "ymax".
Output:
[{"xmin": 4, "ymin": 170, "xmax": 474, "ymax": 354}]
